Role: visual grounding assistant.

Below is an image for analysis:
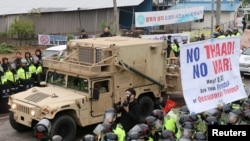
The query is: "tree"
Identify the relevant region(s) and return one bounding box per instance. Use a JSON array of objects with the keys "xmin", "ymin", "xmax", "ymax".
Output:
[{"xmin": 8, "ymin": 18, "xmax": 35, "ymax": 46}]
